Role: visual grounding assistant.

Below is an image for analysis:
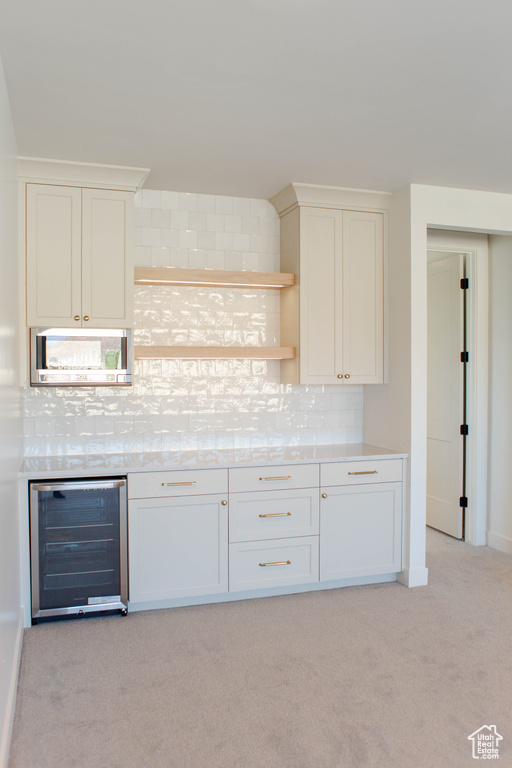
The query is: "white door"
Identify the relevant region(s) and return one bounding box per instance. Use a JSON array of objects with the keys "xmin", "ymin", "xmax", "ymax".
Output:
[
  {"xmin": 26, "ymin": 184, "xmax": 82, "ymax": 327},
  {"xmin": 319, "ymin": 482, "xmax": 402, "ymax": 580},
  {"xmin": 341, "ymin": 210, "xmax": 384, "ymax": 383},
  {"xmin": 128, "ymin": 494, "xmax": 228, "ymax": 603},
  {"xmin": 81, "ymin": 188, "xmax": 134, "ymax": 328},
  {"xmin": 426, "ymin": 253, "xmax": 465, "ymax": 538},
  {"xmin": 300, "ymin": 206, "xmax": 344, "ymax": 384}
]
